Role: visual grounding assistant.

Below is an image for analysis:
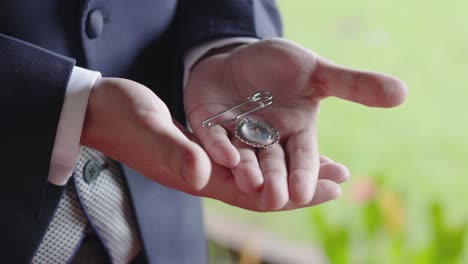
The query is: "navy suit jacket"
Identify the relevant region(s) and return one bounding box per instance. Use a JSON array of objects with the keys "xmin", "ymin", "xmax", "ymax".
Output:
[{"xmin": 0, "ymin": 0, "xmax": 281, "ymax": 262}]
